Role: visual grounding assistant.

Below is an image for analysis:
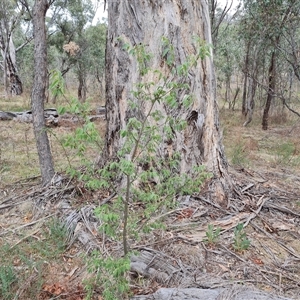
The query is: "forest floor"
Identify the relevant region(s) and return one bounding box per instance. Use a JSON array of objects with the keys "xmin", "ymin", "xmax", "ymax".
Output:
[{"xmin": 1, "ymin": 97, "xmax": 300, "ymax": 299}]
